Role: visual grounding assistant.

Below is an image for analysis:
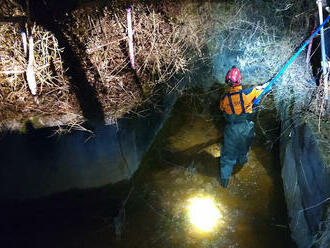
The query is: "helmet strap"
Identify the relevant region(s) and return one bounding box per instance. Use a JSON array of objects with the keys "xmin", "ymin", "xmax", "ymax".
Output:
[{"xmin": 226, "ymin": 79, "xmax": 234, "ymax": 87}]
